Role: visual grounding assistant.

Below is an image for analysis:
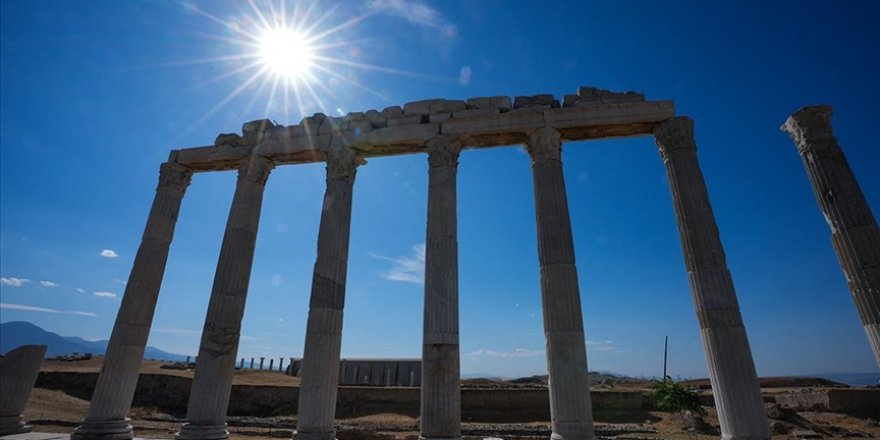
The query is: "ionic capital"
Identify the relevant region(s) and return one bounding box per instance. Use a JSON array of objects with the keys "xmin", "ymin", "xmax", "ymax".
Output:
[
  {"xmin": 654, "ymin": 117, "xmax": 696, "ymax": 159},
  {"xmin": 325, "ymin": 143, "xmax": 365, "ymax": 180},
  {"xmin": 158, "ymin": 162, "xmax": 193, "ymax": 192},
  {"xmin": 526, "ymin": 127, "xmax": 562, "ymax": 163},
  {"xmin": 781, "ymin": 105, "xmax": 836, "ymax": 151},
  {"xmin": 426, "ymin": 135, "xmax": 463, "ymax": 168},
  {"xmin": 237, "ymin": 155, "xmax": 275, "ymax": 186}
]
